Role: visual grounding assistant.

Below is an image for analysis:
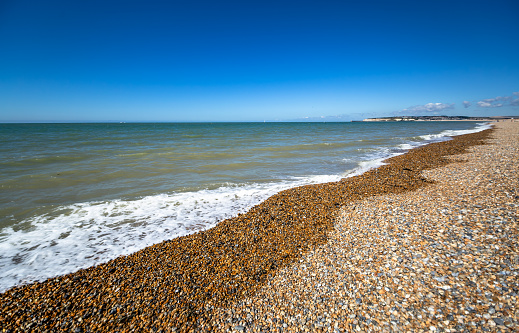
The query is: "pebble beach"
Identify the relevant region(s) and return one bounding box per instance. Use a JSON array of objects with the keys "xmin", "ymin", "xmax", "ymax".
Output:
[
  {"xmin": 1, "ymin": 122, "xmax": 517, "ymax": 332},
  {"xmin": 210, "ymin": 121, "xmax": 518, "ymax": 333}
]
